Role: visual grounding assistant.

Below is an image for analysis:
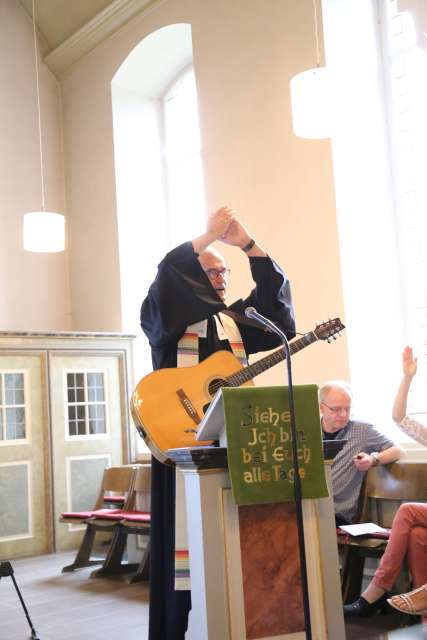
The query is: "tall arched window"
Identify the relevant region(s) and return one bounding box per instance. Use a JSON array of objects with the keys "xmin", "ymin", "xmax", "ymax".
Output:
[
  {"xmin": 111, "ymin": 25, "xmax": 205, "ymax": 451},
  {"xmin": 323, "ymin": 0, "xmax": 427, "ymax": 450},
  {"xmin": 381, "ymin": 0, "xmax": 427, "ymax": 418}
]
